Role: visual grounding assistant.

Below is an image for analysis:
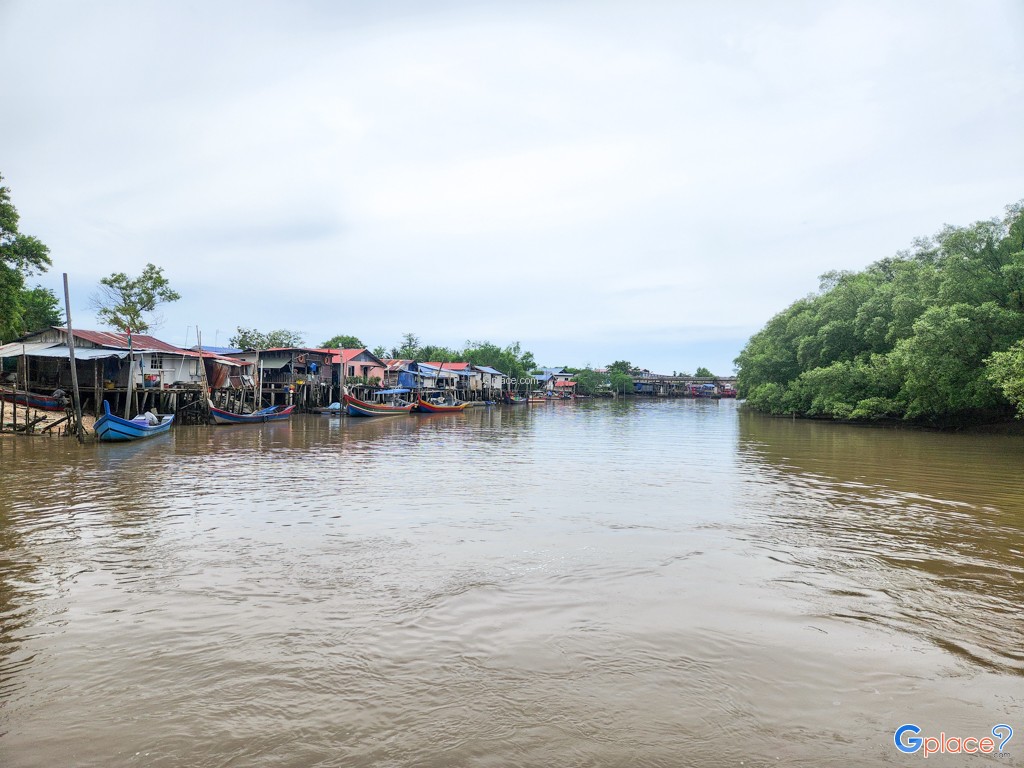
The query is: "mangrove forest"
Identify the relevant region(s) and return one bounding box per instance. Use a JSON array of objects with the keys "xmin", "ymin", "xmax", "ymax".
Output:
[{"xmin": 735, "ymin": 201, "xmax": 1024, "ymax": 427}]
